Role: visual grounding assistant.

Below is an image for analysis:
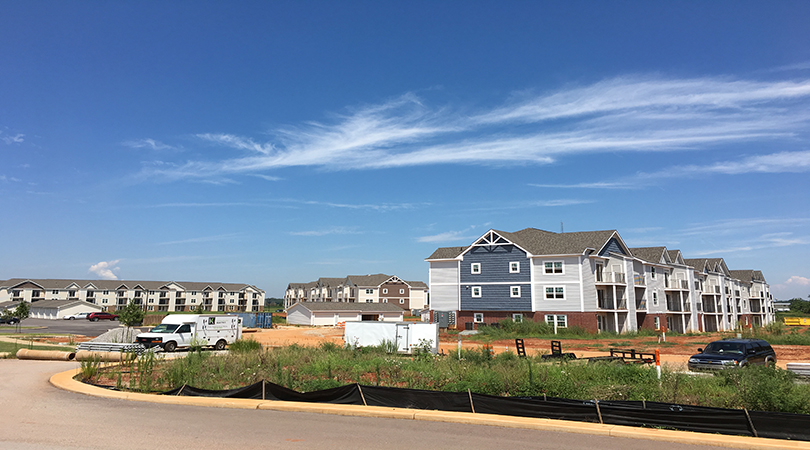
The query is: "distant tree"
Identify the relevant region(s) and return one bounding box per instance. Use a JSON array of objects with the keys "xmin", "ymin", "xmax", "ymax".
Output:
[
  {"xmin": 789, "ymin": 298, "xmax": 810, "ymax": 314},
  {"xmin": 118, "ymin": 301, "xmax": 145, "ymax": 327},
  {"xmin": 13, "ymin": 300, "xmax": 30, "ymax": 332}
]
